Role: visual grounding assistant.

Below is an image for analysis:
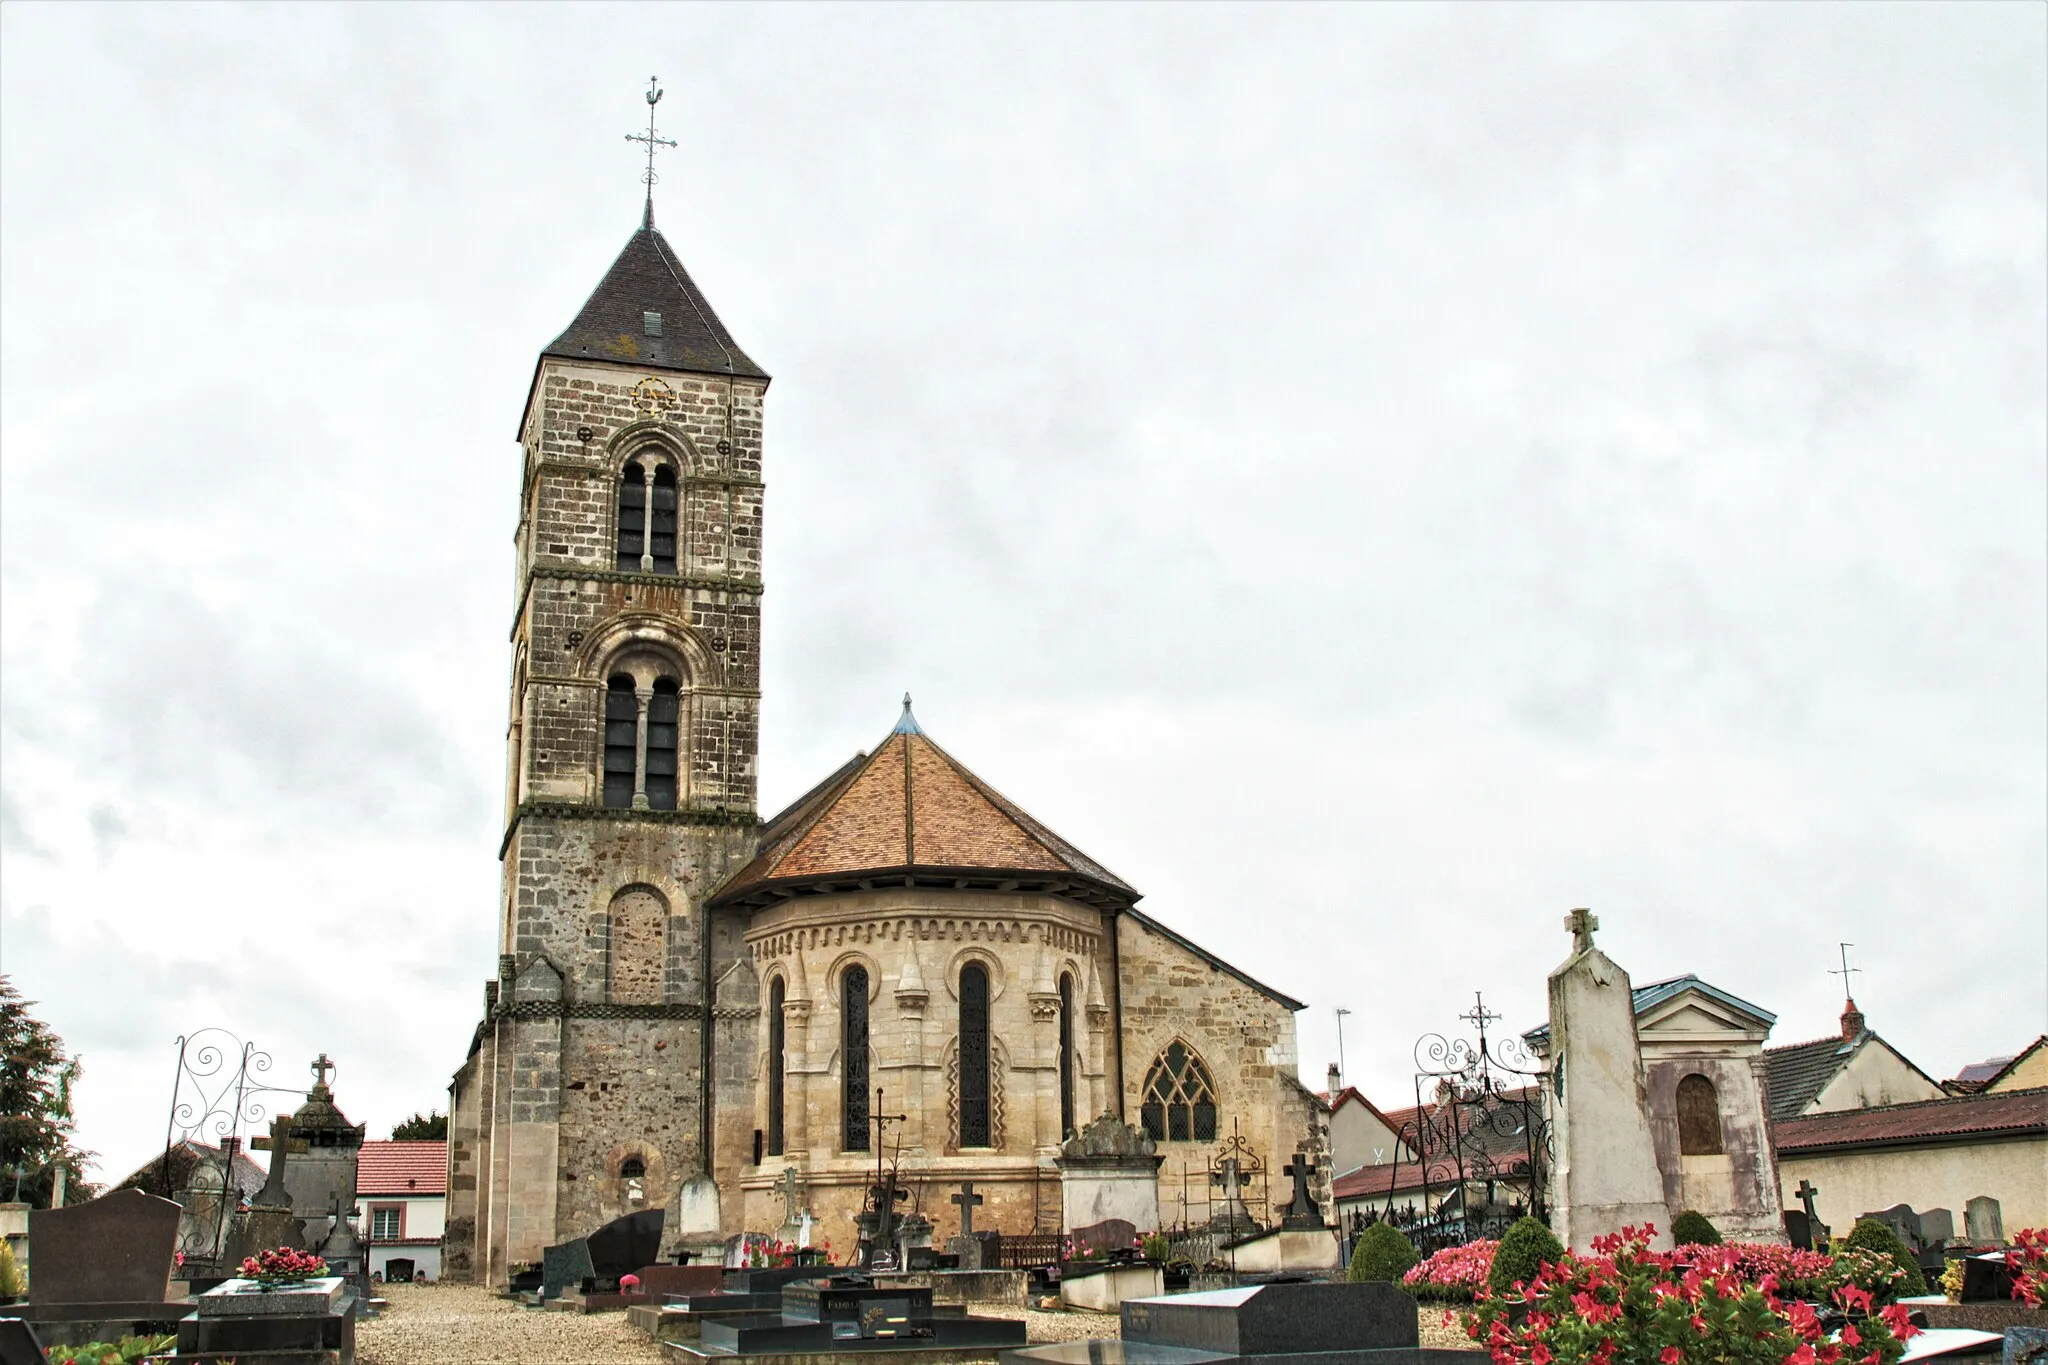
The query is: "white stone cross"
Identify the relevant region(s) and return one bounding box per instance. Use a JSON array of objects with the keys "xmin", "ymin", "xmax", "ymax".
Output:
[{"xmin": 1564, "ymin": 908, "xmax": 1599, "ymax": 955}]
